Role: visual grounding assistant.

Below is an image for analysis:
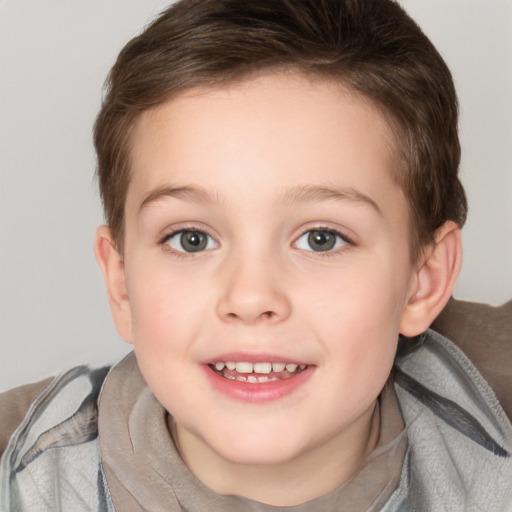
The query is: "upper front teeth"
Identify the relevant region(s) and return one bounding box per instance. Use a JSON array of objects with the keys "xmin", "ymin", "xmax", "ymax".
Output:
[
  {"xmin": 237, "ymin": 362, "xmax": 256, "ymax": 374},
  {"xmin": 213, "ymin": 361, "xmax": 303, "ymax": 374}
]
